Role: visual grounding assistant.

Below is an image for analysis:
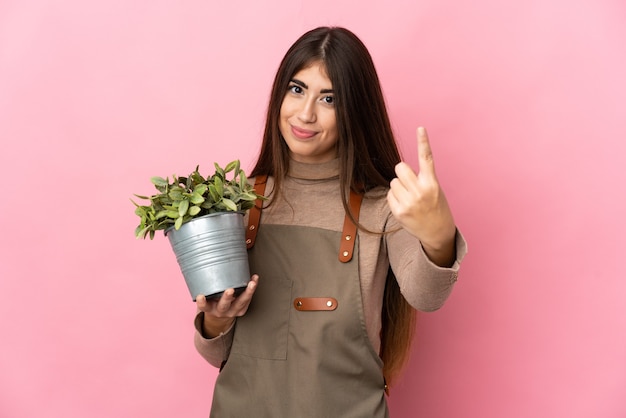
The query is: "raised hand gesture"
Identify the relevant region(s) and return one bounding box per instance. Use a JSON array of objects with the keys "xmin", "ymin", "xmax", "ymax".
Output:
[{"xmin": 387, "ymin": 127, "xmax": 457, "ymax": 267}]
